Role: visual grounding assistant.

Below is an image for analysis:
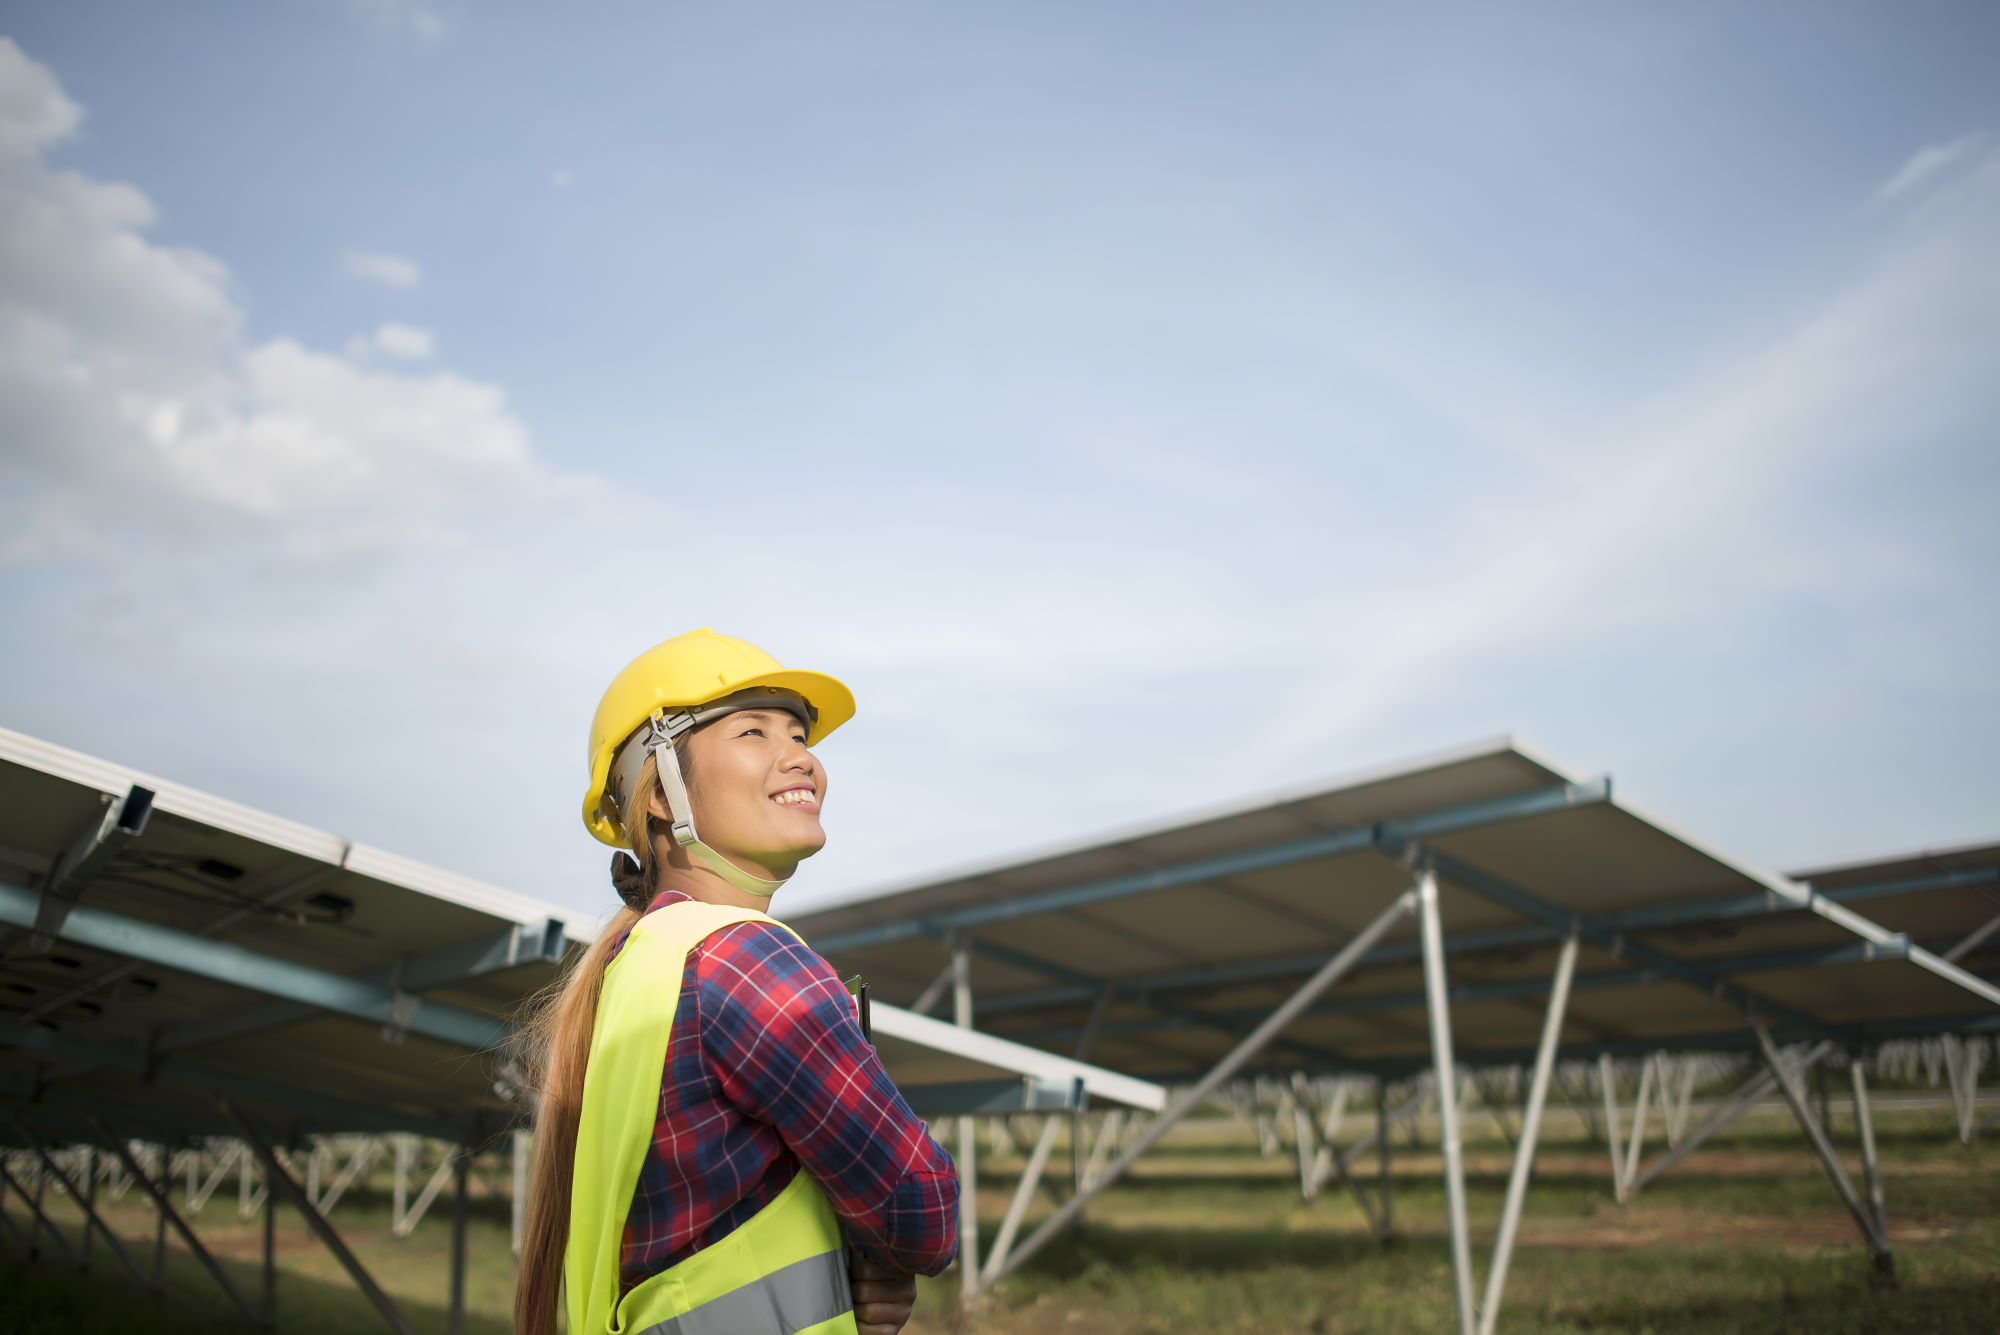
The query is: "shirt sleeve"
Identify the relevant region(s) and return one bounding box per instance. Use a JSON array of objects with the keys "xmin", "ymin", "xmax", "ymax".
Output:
[{"xmin": 691, "ymin": 921, "xmax": 960, "ymax": 1275}]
